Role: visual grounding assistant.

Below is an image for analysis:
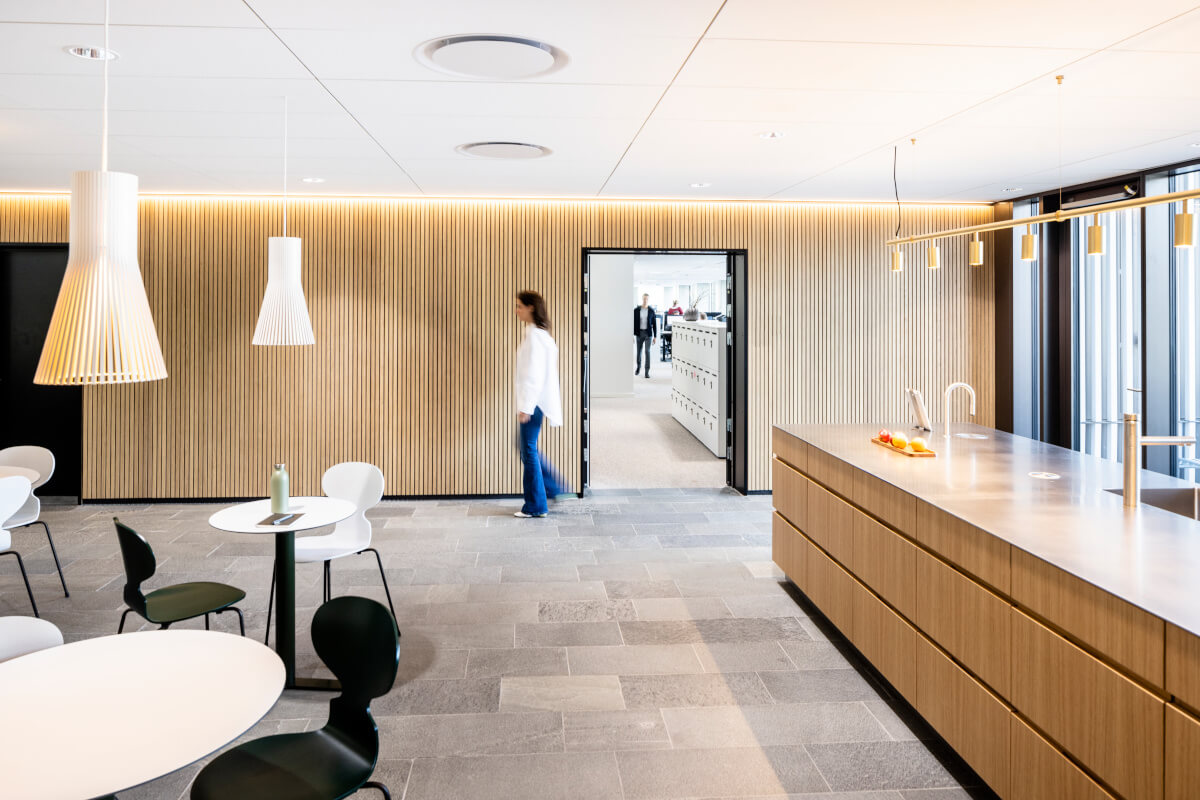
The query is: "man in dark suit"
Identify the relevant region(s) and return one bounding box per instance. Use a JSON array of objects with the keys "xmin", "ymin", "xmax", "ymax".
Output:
[{"xmin": 633, "ymin": 293, "xmax": 657, "ymax": 379}]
